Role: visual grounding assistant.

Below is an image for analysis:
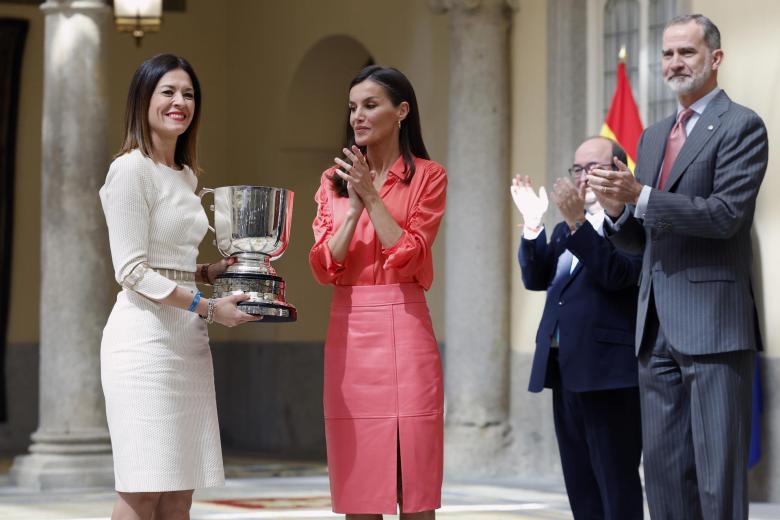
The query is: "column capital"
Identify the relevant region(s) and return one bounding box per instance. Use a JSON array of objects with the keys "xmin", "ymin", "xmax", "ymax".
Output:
[{"xmin": 428, "ymin": 0, "xmax": 518, "ymax": 15}]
